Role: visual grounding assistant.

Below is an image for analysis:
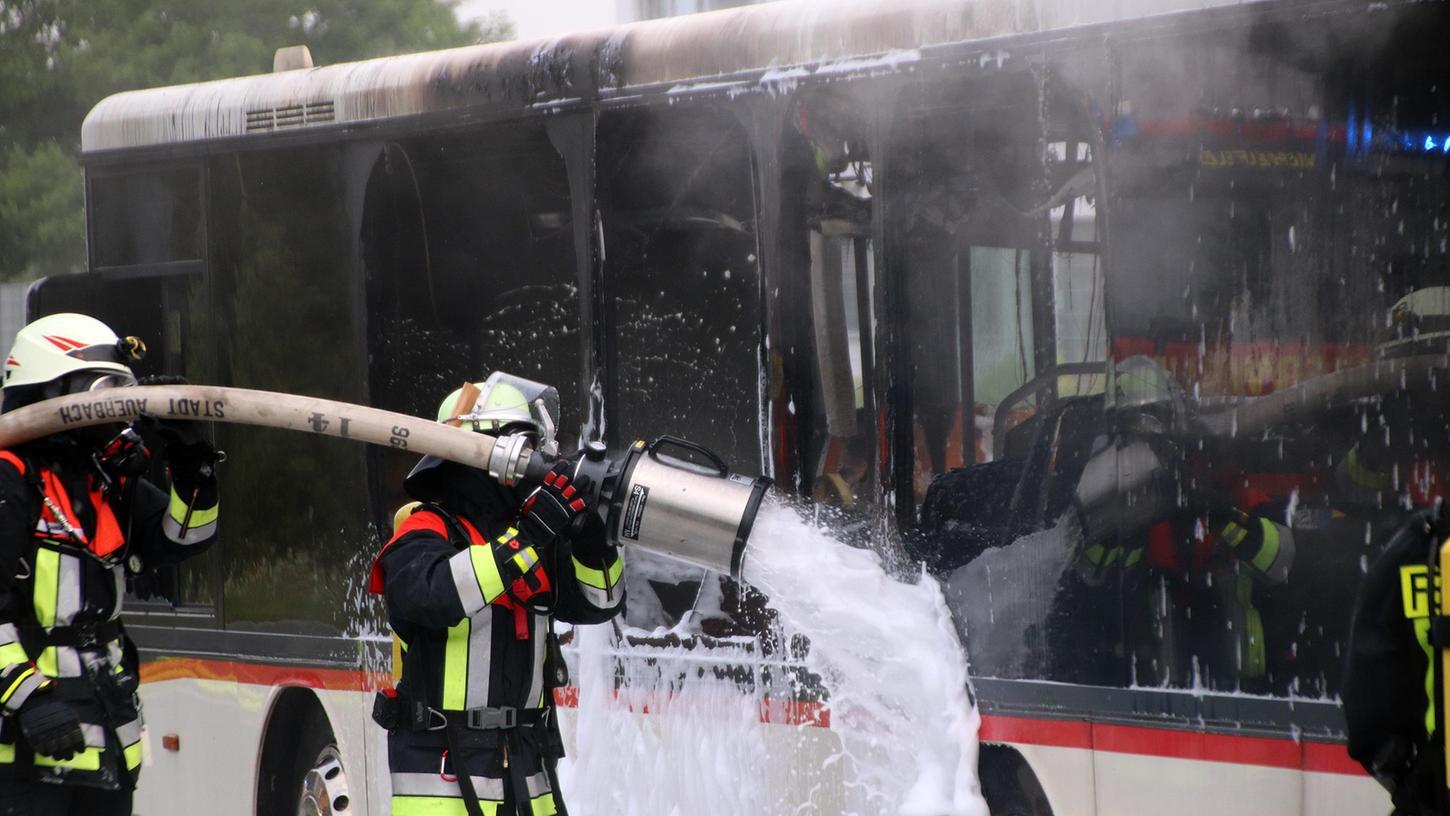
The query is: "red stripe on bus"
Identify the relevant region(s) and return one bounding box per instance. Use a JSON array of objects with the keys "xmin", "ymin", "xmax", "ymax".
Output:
[
  {"xmin": 139, "ymin": 656, "xmax": 389, "ymax": 691},
  {"xmin": 978, "ymin": 713, "xmax": 1093, "ymax": 749},
  {"xmin": 550, "ymin": 684, "xmax": 831, "ymax": 728},
  {"xmin": 979, "ymin": 714, "xmax": 1365, "ymax": 777},
  {"xmin": 139, "ymin": 657, "xmax": 1363, "ymax": 776}
]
